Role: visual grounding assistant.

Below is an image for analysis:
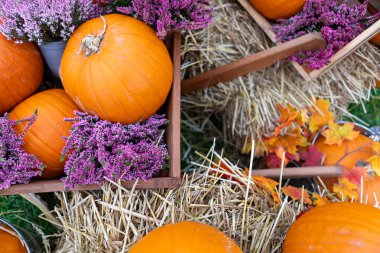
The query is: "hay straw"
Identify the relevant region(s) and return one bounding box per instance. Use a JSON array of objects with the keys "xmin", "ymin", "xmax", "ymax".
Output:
[
  {"xmin": 50, "ymin": 144, "xmax": 301, "ymax": 253},
  {"xmin": 181, "ymin": 0, "xmax": 380, "ymax": 148}
]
